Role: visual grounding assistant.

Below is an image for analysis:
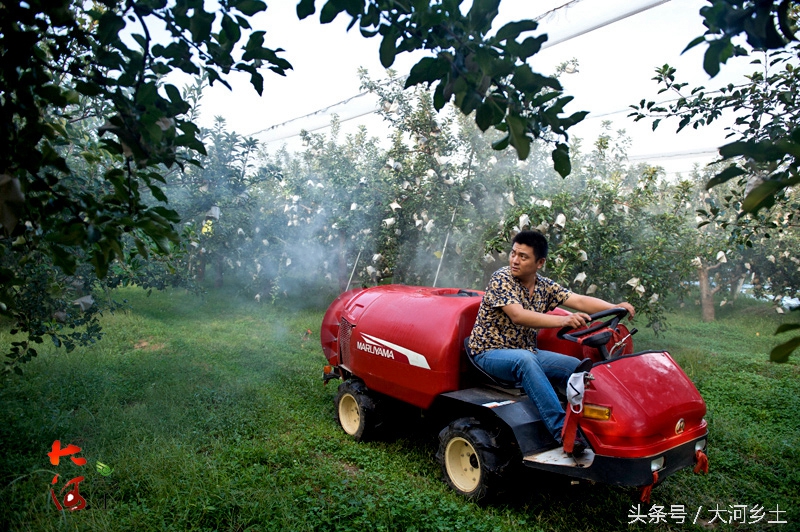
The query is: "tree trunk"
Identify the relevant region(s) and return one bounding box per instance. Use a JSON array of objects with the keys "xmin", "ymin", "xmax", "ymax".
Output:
[
  {"xmin": 215, "ymin": 255, "xmax": 224, "ymax": 288},
  {"xmin": 698, "ymin": 266, "xmax": 715, "ymax": 322},
  {"xmin": 197, "ymin": 253, "xmax": 206, "ymax": 282},
  {"xmin": 731, "ymin": 274, "xmax": 746, "ymax": 302}
]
